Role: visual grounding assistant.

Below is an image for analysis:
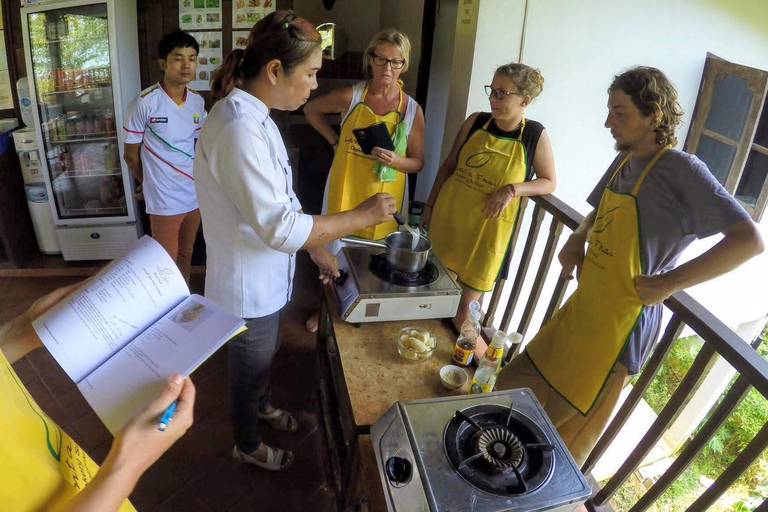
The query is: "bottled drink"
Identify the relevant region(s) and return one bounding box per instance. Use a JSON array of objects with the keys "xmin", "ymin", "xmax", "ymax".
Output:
[
  {"xmin": 61, "ymin": 149, "xmax": 72, "ymax": 174},
  {"xmin": 452, "ymin": 300, "xmax": 482, "ymax": 367},
  {"xmin": 56, "ymin": 116, "xmax": 67, "ymax": 140},
  {"xmin": 469, "ymin": 331, "xmax": 509, "ymax": 394},
  {"xmin": 104, "ymin": 110, "xmax": 115, "ymax": 136}
]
